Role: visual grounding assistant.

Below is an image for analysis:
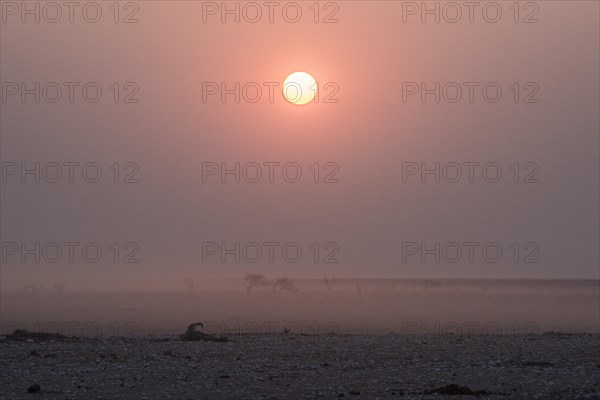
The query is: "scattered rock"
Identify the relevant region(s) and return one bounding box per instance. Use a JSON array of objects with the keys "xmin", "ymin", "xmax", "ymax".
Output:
[
  {"xmin": 7, "ymin": 329, "xmax": 69, "ymax": 342},
  {"xmin": 0, "ymin": 334, "xmax": 597, "ymax": 398},
  {"xmin": 518, "ymin": 361, "xmax": 554, "ymax": 367},
  {"xmin": 27, "ymin": 384, "xmax": 41, "ymax": 393},
  {"xmin": 425, "ymin": 384, "xmax": 489, "ymax": 396},
  {"xmin": 179, "ymin": 322, "xmax": 229, "ymax": 342}
]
